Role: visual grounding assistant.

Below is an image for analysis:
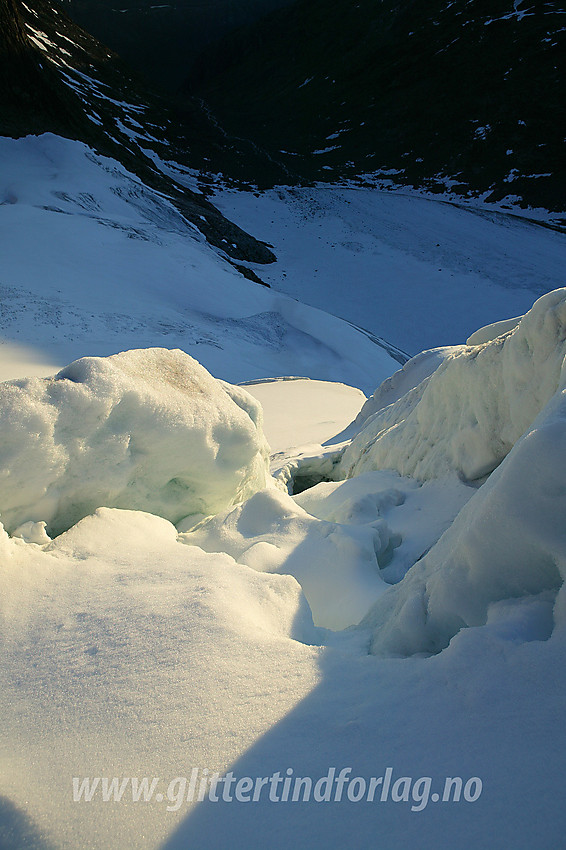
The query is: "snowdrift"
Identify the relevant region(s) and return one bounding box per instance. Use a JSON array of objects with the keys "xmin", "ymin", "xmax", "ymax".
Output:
[
  {"xmin": 364, "ymin": 386, "xmax": 566, "ymax": 656},
  {"xmin": 337, "ymin": 345, "xmax": 460, "ymax": 441},
  {"xmin": 0, "ymin": 348, "xmax": 271, "ymax": 535},
  {"xmin": 339, "ymin": 289, "xmax": 566, "ymax": 482},
  {"xmin": 180, "ymin": 487, "xmax": 393, "ymax": 630},
  {"xmin": 334, "ymin": 289, "xmax": 566, "ymax": 655}
]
